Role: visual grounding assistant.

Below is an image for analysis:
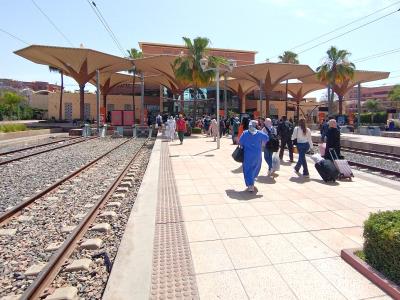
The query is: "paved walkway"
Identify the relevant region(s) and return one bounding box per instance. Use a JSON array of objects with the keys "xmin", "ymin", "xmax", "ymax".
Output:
[{"xmin": 106, "ymin": 133, "xmax": 400, "ymax": 300}]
